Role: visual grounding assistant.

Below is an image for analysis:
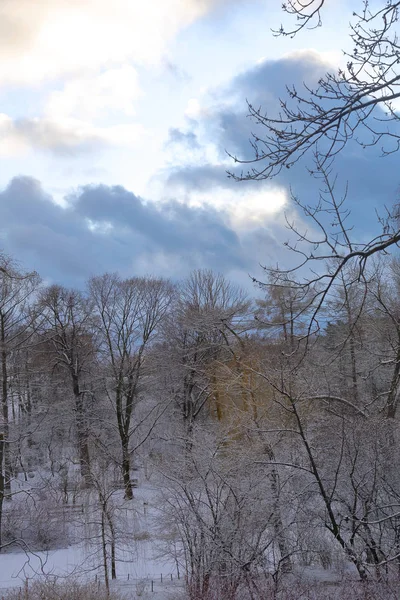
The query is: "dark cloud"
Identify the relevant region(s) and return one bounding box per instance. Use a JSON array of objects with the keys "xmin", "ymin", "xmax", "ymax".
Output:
[
  {"xmin": 167, "ymin": 163, "xmax": 269, "ymax": 195},
  {"xmin": 70, "ymin": 183, "xmax": 241, "ymax": 257},
  {"xmin": 0, "ymin": 177, "xmax": 281, "ymax": 287},
  {"xmin": 167, "ymin": 164, "xmax": 230, "ymax": 191},
  {"xmin": 198, "ymin": 50, "xmax": 331, "ymax": 161},
  {"xmin": 163, "ymin": 50, "xmax": 400, "ymax": 240},
  {"xmin": 167, "ymin": 128, "xmax": 200, "ymax": 150}
]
